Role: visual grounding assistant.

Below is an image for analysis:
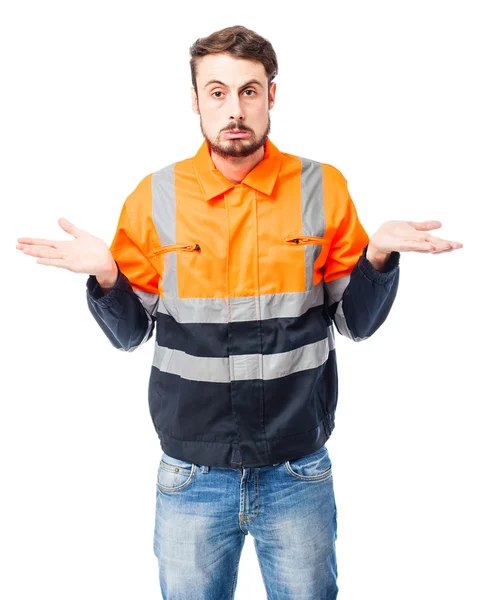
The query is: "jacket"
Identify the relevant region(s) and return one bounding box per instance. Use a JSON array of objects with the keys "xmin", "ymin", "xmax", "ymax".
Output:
[{"xmin": 86, "ymin": 138, "xmax": 400, "ymax": 468}]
